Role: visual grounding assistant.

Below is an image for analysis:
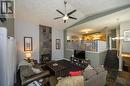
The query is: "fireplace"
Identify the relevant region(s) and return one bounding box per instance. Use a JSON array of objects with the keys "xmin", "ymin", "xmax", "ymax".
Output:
[
  {"xmin": 39, "ymin": 25, "xmax": 52, "ymax": 63},
  {"xmin": 40, "ymin": 54, "xmax": 51, "ymax": 64}
]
